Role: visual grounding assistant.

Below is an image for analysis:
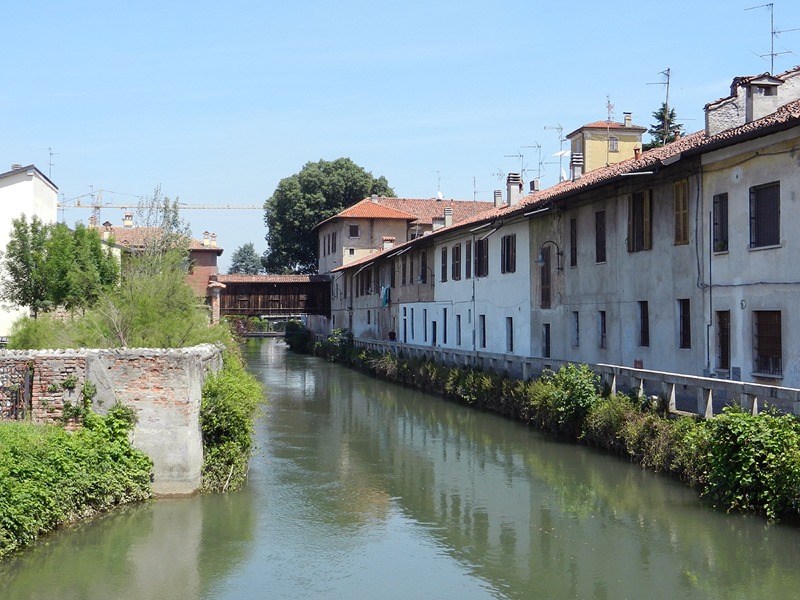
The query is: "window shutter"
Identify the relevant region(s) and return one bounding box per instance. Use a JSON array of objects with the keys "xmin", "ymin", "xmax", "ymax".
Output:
[
  {"xmin": 626, "ymin": 194, "xmax": 633, "ymax": 252},
  {"xmin": 643, "ymin": 190, "xmax": 652, "ymax": 250}
]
